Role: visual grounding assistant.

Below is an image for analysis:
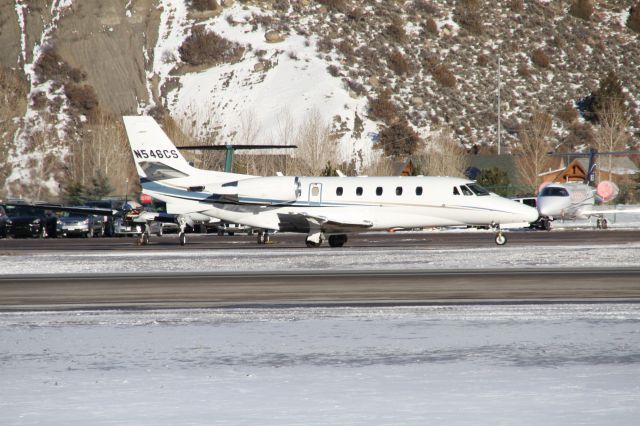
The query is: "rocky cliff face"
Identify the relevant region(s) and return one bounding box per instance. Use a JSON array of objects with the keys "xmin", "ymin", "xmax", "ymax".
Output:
[{"xmin": 1, "ymin": 0, "xmax": 639, "ymax": 200}]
